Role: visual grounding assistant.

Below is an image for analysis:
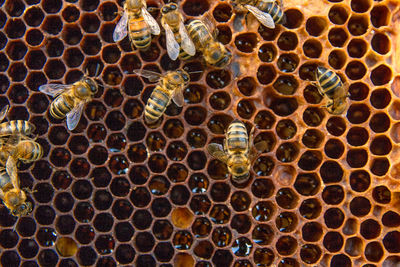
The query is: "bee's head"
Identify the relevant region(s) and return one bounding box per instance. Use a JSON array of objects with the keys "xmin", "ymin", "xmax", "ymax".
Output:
[
  {"xmin": 126, "ymin": 0, "xmax": 141, "ymax": 9},
  {"xmin": 205, "ymin": 43, "xmax": 232, "ymax": 68},
  {"xmin": 78, "ymin": 77, "xmax": 98, "ymax": 98},
  {"xmin": 162, "ymin": 3, "xmax": 178, "ymax": 14},
  {"xmin": 12, "ymin": 201, "xmax": 32, "ymax": 217},
  {"xmin": 174, "ymin": 70, "xmax": 190, "ymax": 85},
  {"xmin": 227, "ymin": 155, "xmax": 250, "ymax": 180},
  {"xmin": 328, "ymin": 99, "xmax": 348, "ymax": 115}
]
